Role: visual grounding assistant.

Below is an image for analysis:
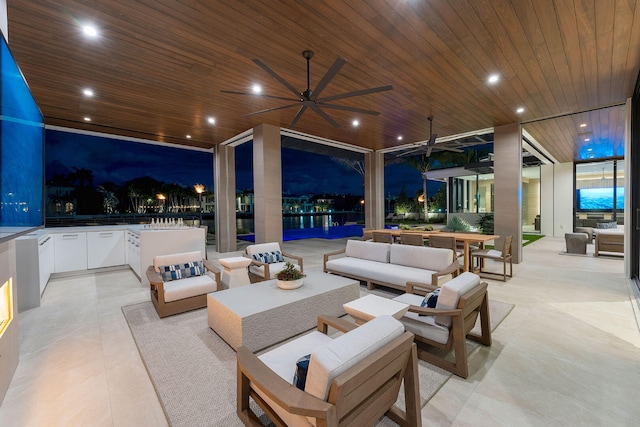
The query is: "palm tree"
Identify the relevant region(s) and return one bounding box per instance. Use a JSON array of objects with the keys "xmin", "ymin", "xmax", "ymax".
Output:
[{"xmin": 404, "ymin": 151, "xmax": 455, "ymax": 220}]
